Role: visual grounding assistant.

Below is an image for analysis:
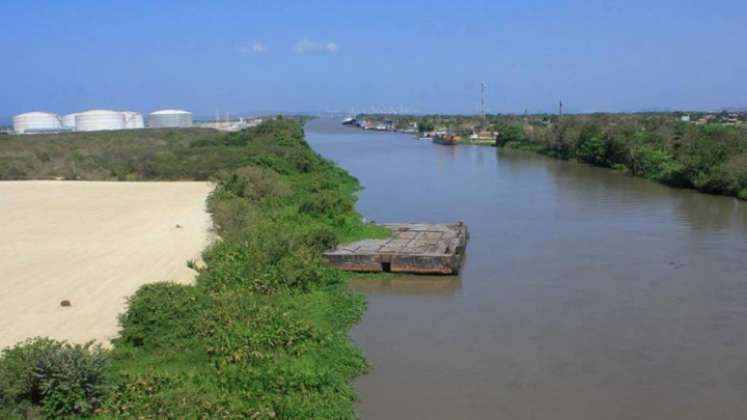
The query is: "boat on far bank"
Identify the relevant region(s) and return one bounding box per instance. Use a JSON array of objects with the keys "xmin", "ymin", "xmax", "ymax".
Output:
[{"xmin": 432, "ymin": 134, "xmax": 461, "ymax": 145}]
